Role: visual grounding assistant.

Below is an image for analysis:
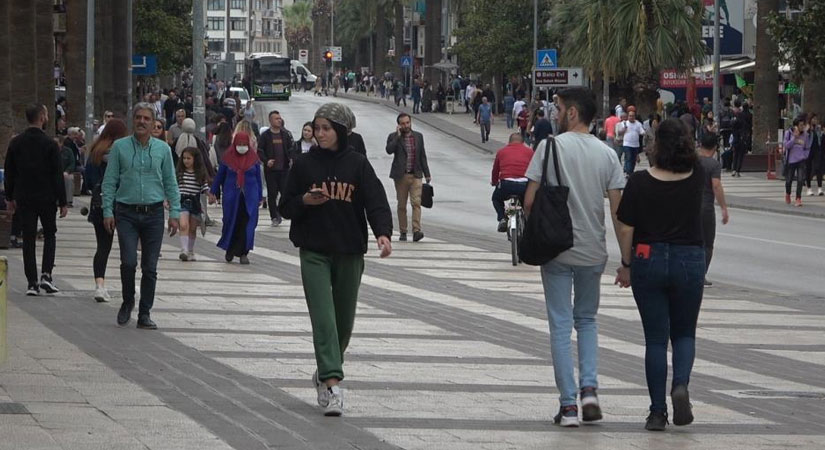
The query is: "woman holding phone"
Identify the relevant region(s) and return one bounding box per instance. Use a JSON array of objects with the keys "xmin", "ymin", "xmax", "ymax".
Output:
[
  {"xmin": 279, "ymin": 103, "xmax": 393, "ymax": 417},
  {"xmin": 614, "ymin": 119, "xmax": 706, "ymax": 432},
  {"xmin": 208, "ymin": 132, "xmax": 262, "ymax": 264}
]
